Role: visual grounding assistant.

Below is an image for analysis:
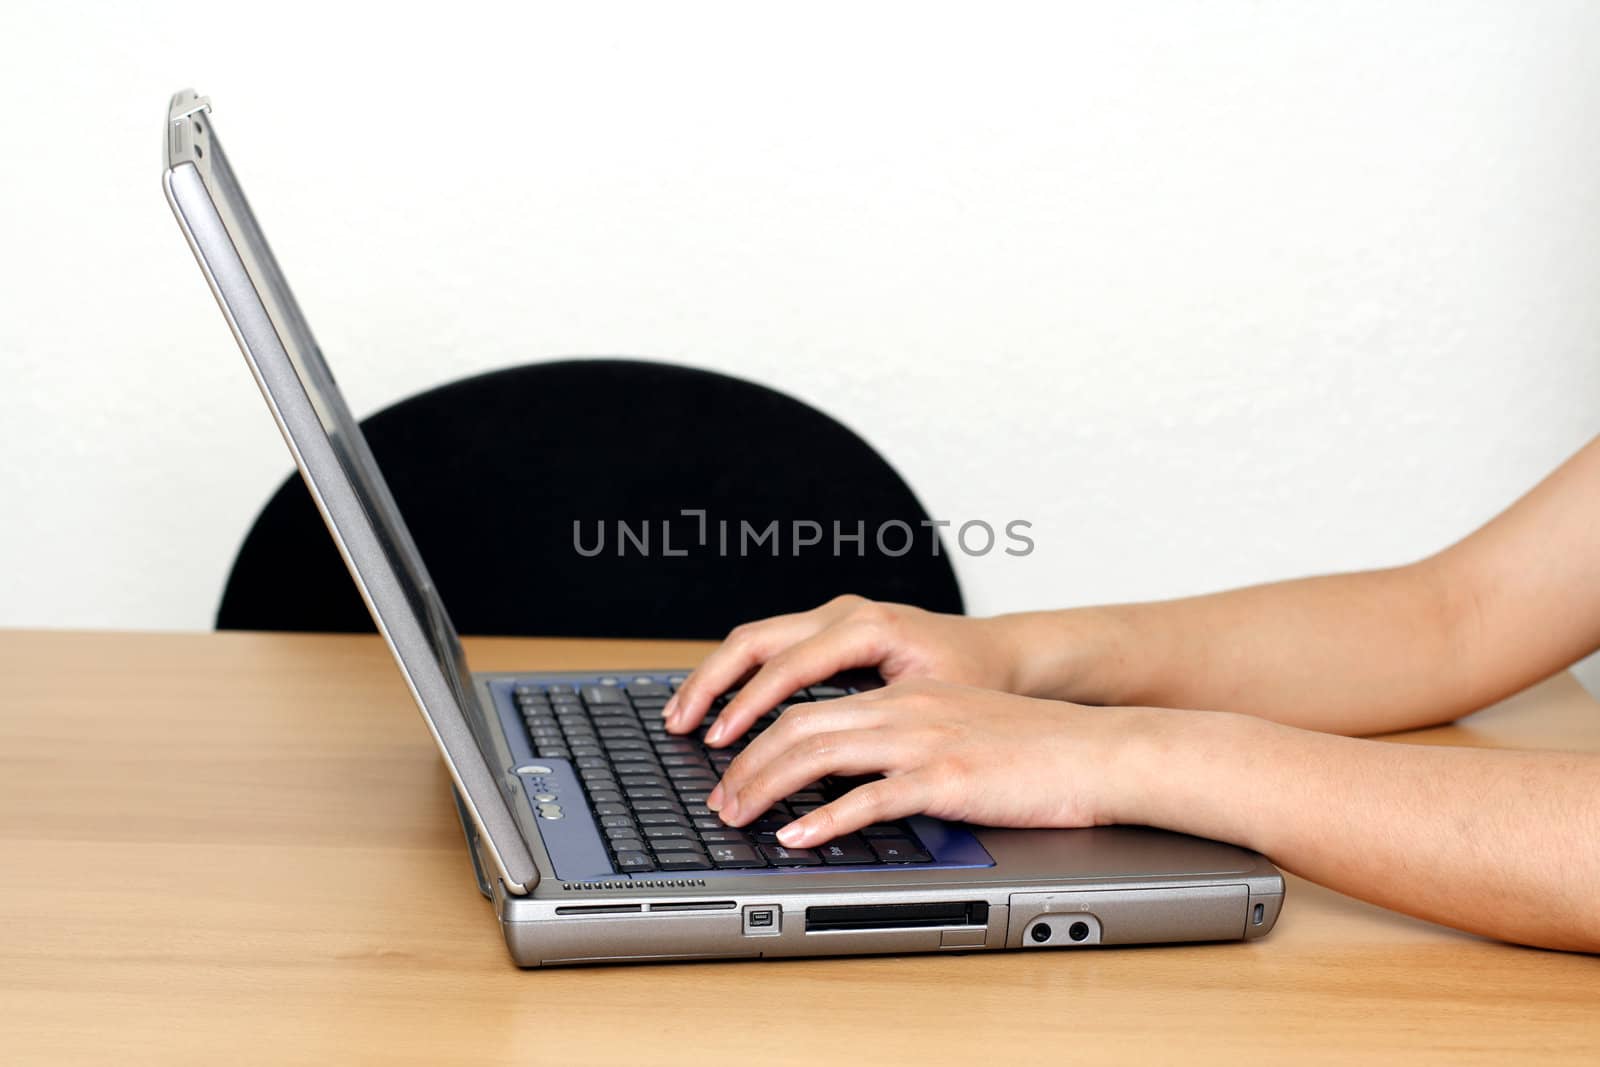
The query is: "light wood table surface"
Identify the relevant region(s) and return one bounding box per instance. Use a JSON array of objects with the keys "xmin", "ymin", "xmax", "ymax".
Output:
[{"xmin": 2, "ymin": 629, "xmax": 1597, "ymax": 1065}]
